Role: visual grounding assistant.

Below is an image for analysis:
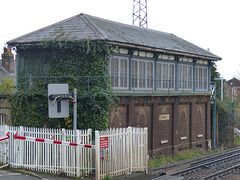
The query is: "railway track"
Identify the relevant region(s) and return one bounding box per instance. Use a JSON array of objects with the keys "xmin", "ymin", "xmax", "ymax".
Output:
[{"xmin": 153, "ymin": 148, "xmax": 240, "ymax": 180}]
